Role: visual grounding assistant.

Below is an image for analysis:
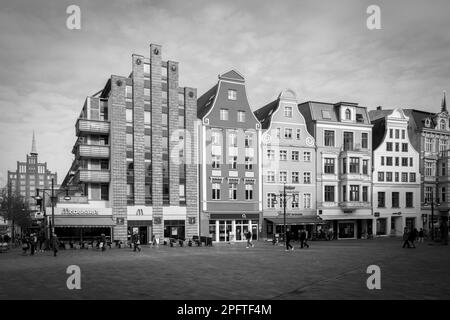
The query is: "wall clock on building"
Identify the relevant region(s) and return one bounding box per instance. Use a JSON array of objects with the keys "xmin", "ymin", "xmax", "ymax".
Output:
[
  {"xmin": 263, "ymin": 134, "xmax": 272, "ymax": 144},
  {"xmin": 306, "ymin": 137, "xmax": 314, "ymax": 146}
]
